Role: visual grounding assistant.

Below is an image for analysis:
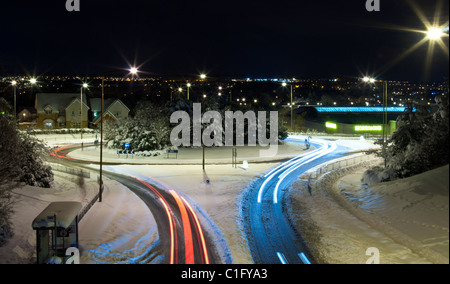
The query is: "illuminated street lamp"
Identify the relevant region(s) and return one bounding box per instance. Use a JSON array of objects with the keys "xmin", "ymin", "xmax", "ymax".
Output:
[
  {"xmin": 30, "ymin": 78, "xmax": 37, "ymax": 85},
  {"xmin": 363, "ymin": 77, "xmax": 376, "ymax": 83},
  {"xmin": 426, "ymin": 27, "xmax": 445, "ymax": 40},
  {"xmin": 187, "ymin": 83, "xmax": 191, "ymax": 100},
  {"xmin": 11, "ymin": 81, "xmax": 17, "ymax": 119},
  {"xmin": 200, "ymin": 74, "xmax": 207, "ymax": 80},
  {"xmin": 98, "ymin": 67, "xmax": 139, "ymax": 203},
  {"xmin": 362, "ymin": 77, "xmax": 389, "ymax": 167},
  {"xmin": 129, "ymin": 67, "xmax": 139, "ymax": 75},
  {"xmin": 80, "ymin": 83, "xmax": 89, "ymax": 142},
  {"xmin": 282, "ymin": 81, "xmax": 294, "ymax": 130}
]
